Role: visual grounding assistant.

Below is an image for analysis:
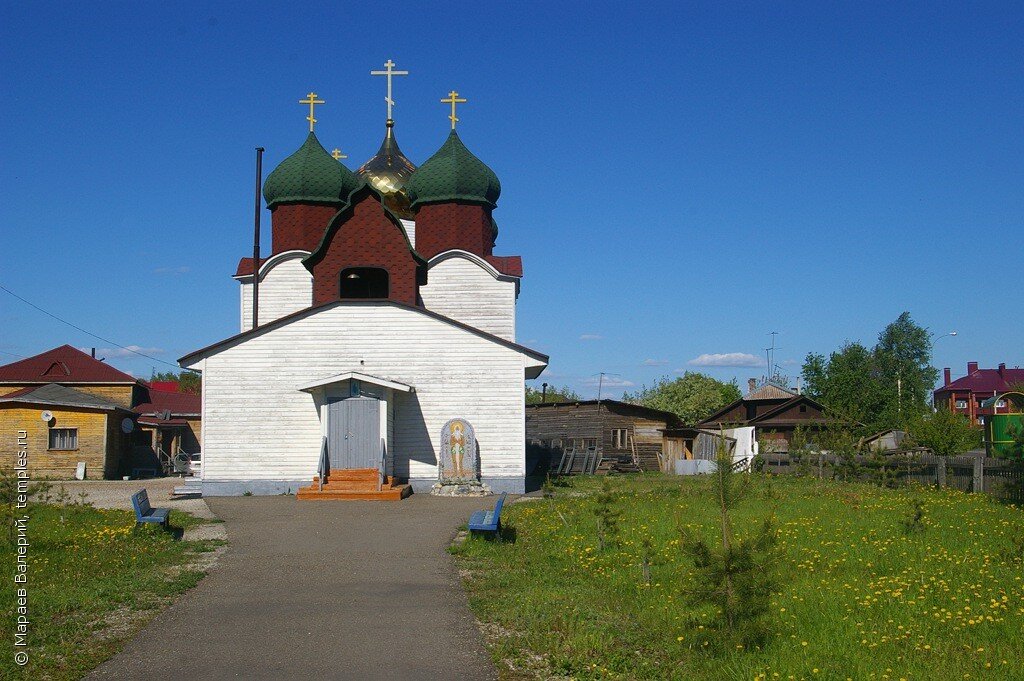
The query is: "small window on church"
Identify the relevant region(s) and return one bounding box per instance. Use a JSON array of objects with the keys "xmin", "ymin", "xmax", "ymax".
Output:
[{"xmin": 339, "ymin": 268, "xmax": 389, "ymax": 299}]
